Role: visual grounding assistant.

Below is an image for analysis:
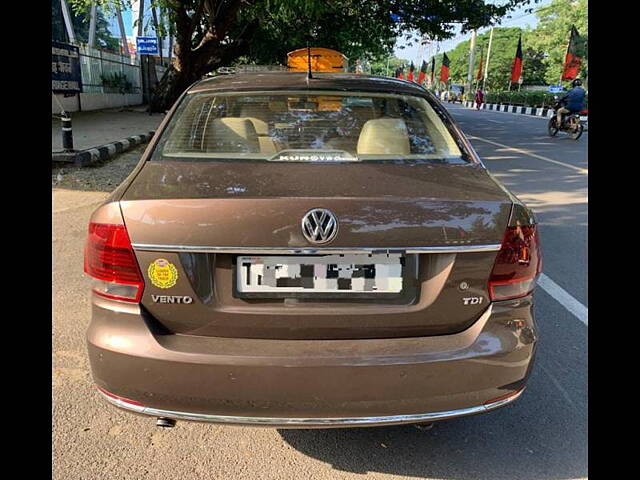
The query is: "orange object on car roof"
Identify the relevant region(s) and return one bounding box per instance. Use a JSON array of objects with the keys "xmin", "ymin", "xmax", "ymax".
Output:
[{"xmin": 287, "ymin": 48, "xmax": 347, "ymax": 73}]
